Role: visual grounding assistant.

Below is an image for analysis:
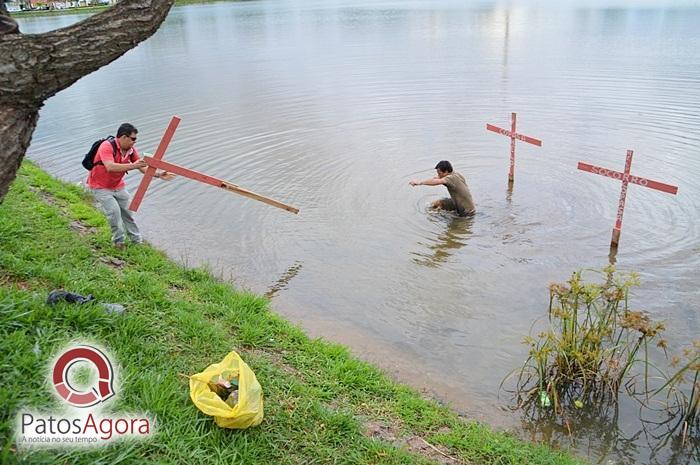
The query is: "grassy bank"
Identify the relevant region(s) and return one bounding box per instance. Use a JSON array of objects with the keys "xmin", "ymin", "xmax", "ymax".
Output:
[
  {"xmin": 0, "ymin": 162, "xmax": 584, "ymax": 464},
  {"xmin": 9, "ymin": 0, "xmax": 244, "ymax": 18},
  {"xmin": 10, "ymin": 5, "xmax": 108, "ymax": 17}
]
